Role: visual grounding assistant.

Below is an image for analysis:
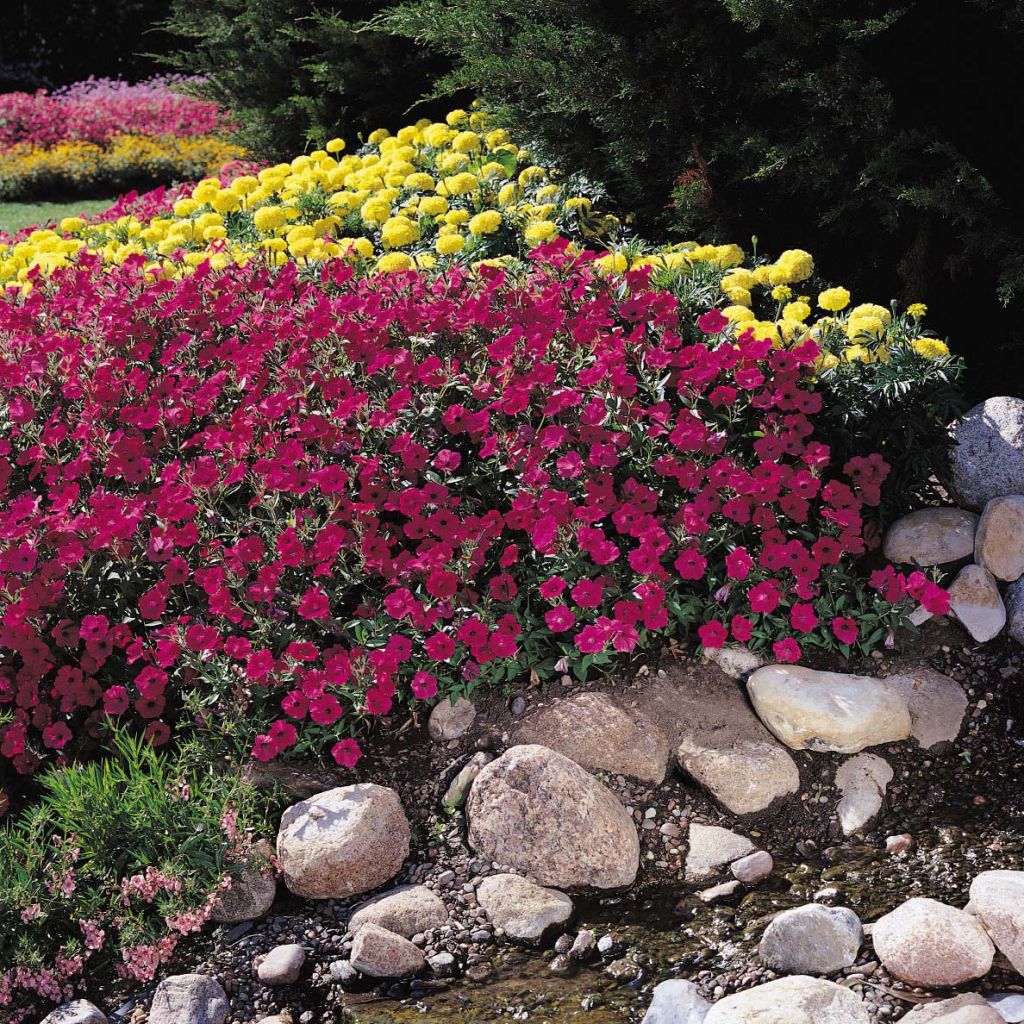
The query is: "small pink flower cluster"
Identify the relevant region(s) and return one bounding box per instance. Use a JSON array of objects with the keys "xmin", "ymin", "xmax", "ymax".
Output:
[{"xmin": 0, "ymin": 76, "xmax": 232, "ymax": 151}]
